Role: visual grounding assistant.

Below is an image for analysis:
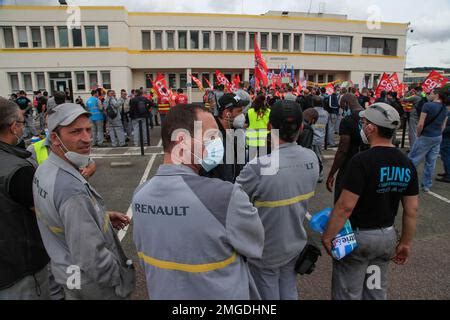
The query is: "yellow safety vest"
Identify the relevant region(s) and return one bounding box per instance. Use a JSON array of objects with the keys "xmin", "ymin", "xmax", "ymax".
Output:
[
  {"xmin": 246, "ymin": 108, "xmax": 270, "ymax": 147},
  {"xmin": 33, "ymin": 139, "xmax": 49, "ymax": 165}
]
